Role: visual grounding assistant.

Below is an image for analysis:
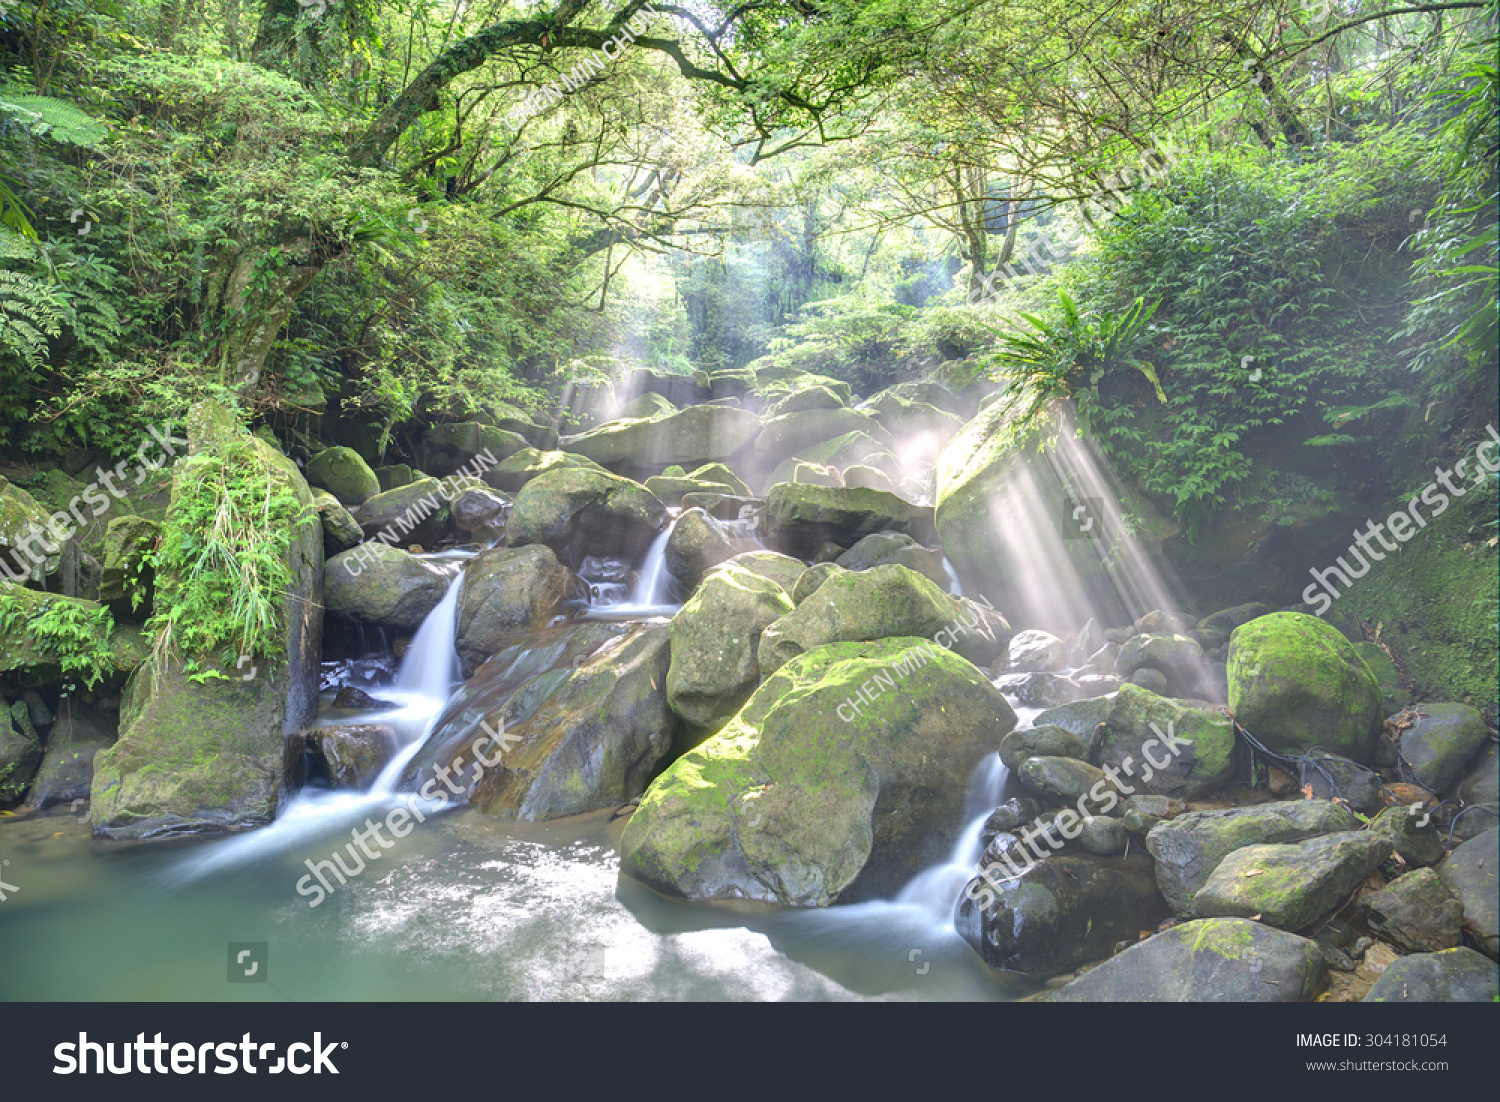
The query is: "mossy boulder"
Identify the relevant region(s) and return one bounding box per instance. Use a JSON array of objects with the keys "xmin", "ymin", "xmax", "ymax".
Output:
[
  {"xmin": 305, "ymin": 446, "xmax": 381, "ymax": 505},
  {"xmin": 792, "ymin": 462, "xmax": 842, "ymax": 487},
  {"xmin": 767, "ymin": 385, "xmax": 848, "ymax": 417},
  {"xmin": 422, "ymin": 421, "xmax": 530, "ymax": 475},
  {"xmin": 664, "ymin": 507, "xmax": 742, "ymax": 594},
  {"xmin": 791, "ymin": 561, "xmax": 845, "ymax": 604},
  {"xmin": 1100, "ymin": 684, "xmax": 1236, "ymax": 801},
  {"xmin": 1192, "ymin": 831, "xmax": 1392, "ymax": 931},
  {"xmin": 0, "ymin": 475, "xmax": 62, "ymax": 583},
  {"xmin": 354, "ymin": 478, "xmax": 449, "ymax": 548},
  {"xmin": 374, "ymin": 463, "xmax": 415, "ymax": 490},
  {"xmin": 505, "ymin": 467, "xmax": 666, "ymax": 565},
  {"xmin": 956, "ymin": 853, "xmax": 1167, "ymax": 974},
  {"xmin": 620, "ymin": 638, "xmax": 1018, "ymax": 905},
  {"xmin": 763, "ymin": 431, "xmax": 903, "ymax": 493},
  {"xmin": 456, "ymin": 545, "xmax": 581, "ymax": 670},
  {"xmin": 1226, "ymin": 612, "xmax": 1382, "ymax": 762},
  {"xmin": 765, "ymin": 483, "xmax": 934, "ymax": 559},
  {"xmin": 1363, "ymin": 948, "xmax": 1499, "ymax": 1002},
  {"xmin": 450, "ymin": 487, "xmax": 509, "ymax": 542},
  {"xmin": 1362, "ymin": 868, "xmax": 1464, "ymax": 953},
  {"xmin": 0, "ymin": 583, "xmax": 136, "ymax": 686},
  {"xmin": 20, "ymin": 700, "xmax": 116, "ymax": 812},
  {"xmin": 1365, "ymin": 804, "xmax": 1447, "ymax": 868},
  {"xmin": 1040, "ymin": 918, "xmax": 1324, "ymax": 1002},
  {"xmin": 482, "ymin": 448, "xmax": 606, "ymax": 494},
  {"xmin": 642, "ymin": 475, "xmax": 737, "ymax": 505},
  {"xmin": 289, "ymin": 724, "xmax": 396, "ymax": 789},
  {"xmin": 863, "ymin": 393, "xmax": 964, "ymax": 451},
  {"xmin": 97, "ymin": 514, "xmax": 160, "ymax": 609},
  {"xmin": 834, "ymin": 531, "xmax": 949, "ymax": 588},
  {"xmin": 1436, "ymin": 828, "xmax": 1499, "ymax": 959},
  {"xmin": 753, "ymin": 408, "xmax": 893, "ymax": 469},
  {"xmin": 325, "ymin": 543, "xmax": 450, "ymax": 629},
  {"xmin": 667, "ymin": 565, "xmax": 794, "ymax": 729},
  {"xmin": 686, "ymin": 463, "xmax": 752, "ymax": 497},
  {"xmin": 1115, "ymin": 633, "xmax": 1207, "ymax": 698},
  {"xmin": 1034, "ymin": 695, "xmax": 1113, "ymax": 740},
  {"xmin": 999, "ymin": 725, "xmax": 1090, "ymax": 771},
  {"xmin": 713, "ymin": 550, "xmax": 805, "ymax": 595},
  {"xmin": 756, "ymin": 564, "xmax": 966, "ymax": 676},
  {"xmin": 560, "ymin": 405, "xmax": 762, "ymax": 472},
  {"xmin": 1397, "ymin": 703, "xmax": 1490, "ymax": 792},
  {"xmin": 680, "ymin": 492, "xmax": 761, "ymax": 520},
  {"xmin": 1350, "ymin": 641, "xmax": 1411, "ymax": 715},
  {"xmin": 1145, "ymin": 800, "xmax": 1361, "ymax": 915},
  {"xmin": 1017, "ymin": 755, "xmax": 1113, "ymax": 804},
  {"xmin": 617, "ymin": 391, "xmax": 678, "ymax": 420},
  {"xmin": 410, "ymin": 622, "xmax": 674, "ymax": 821},
  {"xmin": 311, "ymin": 491, "xmax": 363, "ymax": 556},
  {"xmin": 0, "ymin": 700, "xmax": 42, "ymax": 803},
  {"xmin": 617, "ymin": 367, "xmax": 713, "ymax": 409}
]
